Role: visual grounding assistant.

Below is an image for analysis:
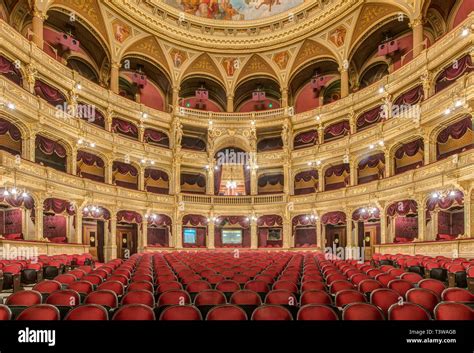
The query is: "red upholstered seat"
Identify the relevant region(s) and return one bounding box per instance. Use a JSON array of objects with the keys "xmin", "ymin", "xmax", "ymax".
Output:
[
  {"xmin": 358, "ymin": 279, "xmax": 383, "ymax": 294},
  {"xmin": 68, "ymin": 280, "xmax": 94, "ymax": 295},
  {"xmin": 84, "ymin": 290, "xmax": 118, "ymax": 309},
  {"xmin": 388, "ymin": 302, "xmax": 431, "ymax": 320},
  {"xmin": 6, "ymin": 290, "xmax": 42, "ymax": 306},
  {"xmin": 400, "ymin": 272, "xmax": 423, "ymax": 284},
  {"xmin": 301, "ymin": 281, "xmax": 325, "ymax": 292},
  {"xmin": 54, "ymin": 274, "xmax": 77, "ymax": 285},
  {"xmin": 244, "ymin": 280, "xmax": 270, "ymax": 293},
  {"xmin": 206, "ymin": 305, "xmax": 247, "ymax": 320},
  {"xmin": 159, "ymin": 305, "xmax": 202, "ymax": 320},
  {"xmin": 272, "ymin": 280, "xmax": 298, "ymax": 293},
  {"xmin": 342, "ymin": 303, "xmax": 384, "ymax": 320},
  {"xmin": 216, "ymin": 280, "xmax": 241, "ymax": 293},
  {"xmin": 194, "ymin": 290, "xmax": 227, "ymax": 306},
  {"xmin": 265, "ymin": 290, "xmax": 297, "ymax": 305},
  {"xmin": 82, "ymin": 274, "xmax": 103, "ymax": 286},
  {"xmin": 186, "ymin": 280, "xmax": 212, "ymax": 293},
  {"xmin": 157, "ymin": 281, "xmax": 183, "ymax": 293},
  {"xmin": 418, "ymin": 279, "xmax": 446, "ymax": 297},
  {"xmin": 374, "ymin": 274, "xmax": 397, "ymax": 287},
  {"xmin": 335, "ymin": 289, "xmax": 367, "ymax": 307},
  {"xmin": 370, "ymin": 289, "xmax": 401, "ymax": 315},
  {"xmin": 251, "ymin": 305, "xmax": 293, "ymax": 321},
  {"xmin": 230, "ymin": 290, "xmax": 262, "ymax": 306},
  {"xmin": 329, "ymin": 280, "xmax": 354, "ymax": 294},
  {"xmin": 107, "ymin": 274, "xmax": 128, "ymax": 285},
  {"xmin": 16, "ymin": 304, "xmax": 60, "ymax": 321},
  {"xmin": 121, "ymin": 290, "xmax": 155, "ymax": 307},
  {"xmin": 98, "ymin": 280, "xmax": 124, "ymax": 296},
  {"xmin": 441, "ymin": 288, "xmax": 474, "ymax": 302},
  {"xmin": 434, "ymin": 302, "xmax": 474, "ymax": 320},
  {"xmin": 157, "ymin": 290, "xmax": 191, "ymax": 306},
  {"xmin": 112, "ymin": 304, "xmax": 155, "ymax": 320},
  {"xmin": 128, "ymin": 281, "xmax": 154, "ymax": 293},
  {"xmin": 297, "ymin": 304, "xmax": 339, "ymax": 321},
  {"xmin": 64, "ymin": 304, "xmax": 108, "ymax": 320},
  {"xmin": 387, "ymin": 279, "xmax": 414, "ymax": 297},
  {"xmin": 46, "ymin": 290, "xmax": 81, "ymax": 307},
  {"xmin": 0, "ymin": 304, "xmax": 12, "ymax": 320},
  {"xmin": 406, "ymin": 288, "xmax": 440, "ymax": 313},
  {"xmin": 300, "ymin": 290, "xmax": 332, "ymax": 306}
]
